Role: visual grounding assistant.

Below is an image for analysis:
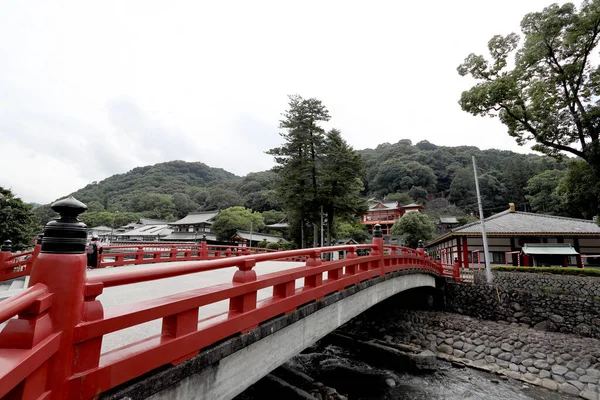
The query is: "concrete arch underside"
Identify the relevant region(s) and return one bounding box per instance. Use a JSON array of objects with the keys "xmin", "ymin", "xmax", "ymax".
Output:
[{"xmin": 102, "ymin": 271, "xmax": 437, "ymax": 400}]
